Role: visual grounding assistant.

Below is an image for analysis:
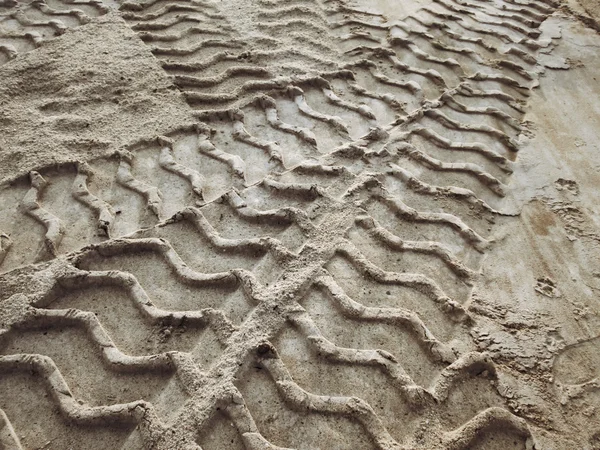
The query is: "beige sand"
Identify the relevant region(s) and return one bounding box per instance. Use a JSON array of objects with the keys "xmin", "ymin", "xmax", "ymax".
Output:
[{"xmin": 0, "ymin": 0, "xmax": 599, "ymax": 449}]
